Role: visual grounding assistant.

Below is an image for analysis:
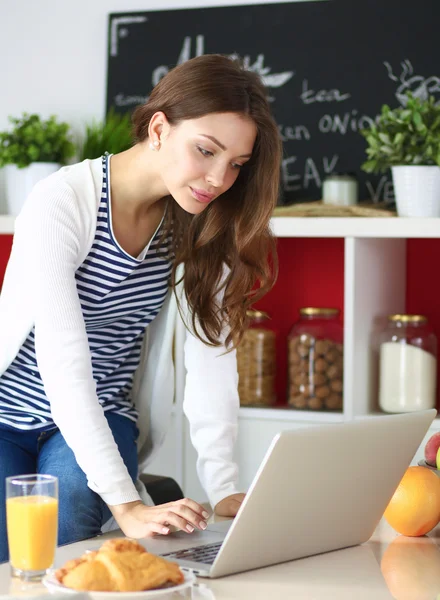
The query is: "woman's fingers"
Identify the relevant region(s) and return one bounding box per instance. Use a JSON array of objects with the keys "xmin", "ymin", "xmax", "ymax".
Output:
[
  {"xmin": 142, "ymin": 521, "xmax": 170, "ymax": 537},
  {"xmin": 171, "ymin": 502, "xmax": 208, "ymax": 530},
  {"xmin": 116, "ymin": 499, "xmax": 210, "ymax": 539},
  {"xmin": 117, "ymin": 516, "xmax": 169, "ymax": 540},
  {"xmin": 151, "ymin": 499, "xmax": 209, "ymax": 531},
  {"xmin": 154, "ymin": 508, "xmax": 206, "ymax": 533},
  {"xmin": 175, "ymin": 498, "xmax": 210, "ymax": 520}
]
